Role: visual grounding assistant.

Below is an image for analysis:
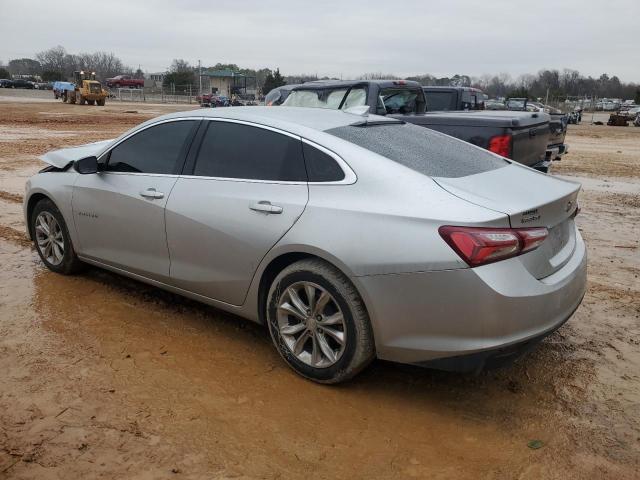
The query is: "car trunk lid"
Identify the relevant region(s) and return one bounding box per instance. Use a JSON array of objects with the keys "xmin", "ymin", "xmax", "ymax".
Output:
[{"xmin": 433, "ymin": 164, "xmax": 581, "ymax": 278}]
